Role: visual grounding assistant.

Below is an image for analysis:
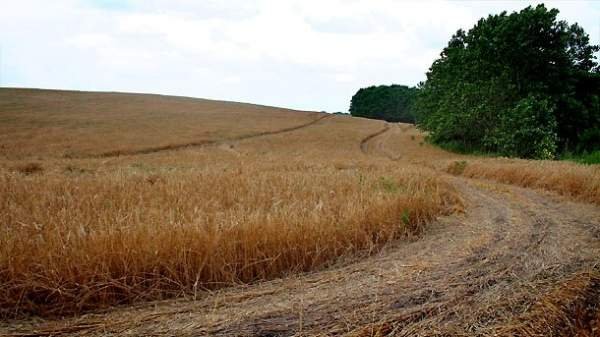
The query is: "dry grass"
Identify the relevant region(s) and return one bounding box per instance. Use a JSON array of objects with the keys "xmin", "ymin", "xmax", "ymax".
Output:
[
  {"xmin": 446, "ymin": 159, "xmax": 600, "ymax": 205},
  {"xmin": 492, "ymin": 270, "xmax": 600, "ymax": 337},
  {"xmin": 0, "ymin": 89, "xmax": 462, "ymax": 318}
]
